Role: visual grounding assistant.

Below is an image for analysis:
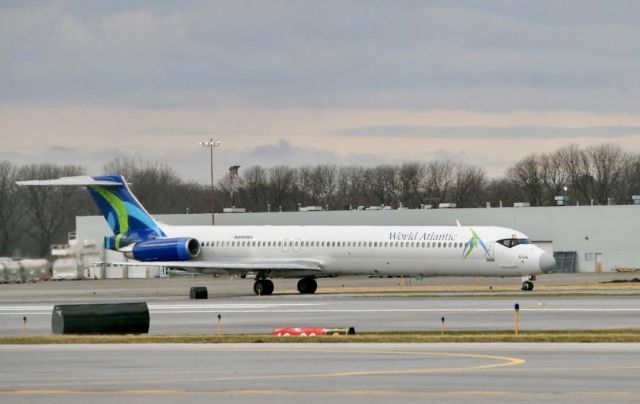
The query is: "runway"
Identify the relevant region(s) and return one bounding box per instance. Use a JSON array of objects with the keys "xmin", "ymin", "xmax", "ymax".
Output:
[
  {"xmin": 1, "ymin": 294, "xmax": 640, "ymax": 335},
  {"xmin": 0, "ymin": 343, "xmax": 639, "ymax": 403}
]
